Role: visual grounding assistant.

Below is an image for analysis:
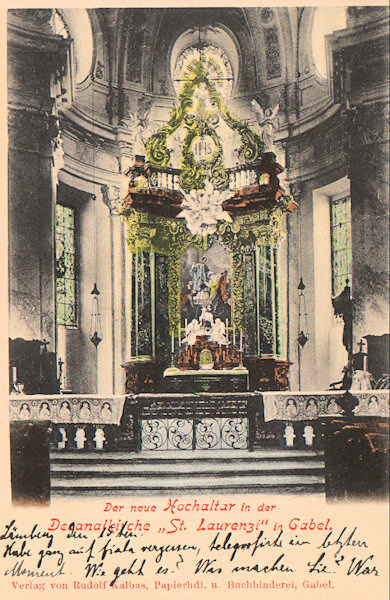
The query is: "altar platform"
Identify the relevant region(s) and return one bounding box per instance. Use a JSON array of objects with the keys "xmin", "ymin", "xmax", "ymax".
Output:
[{"xmin": 163, "ymin": 366, "xmax": 249, "ymax": 393}]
